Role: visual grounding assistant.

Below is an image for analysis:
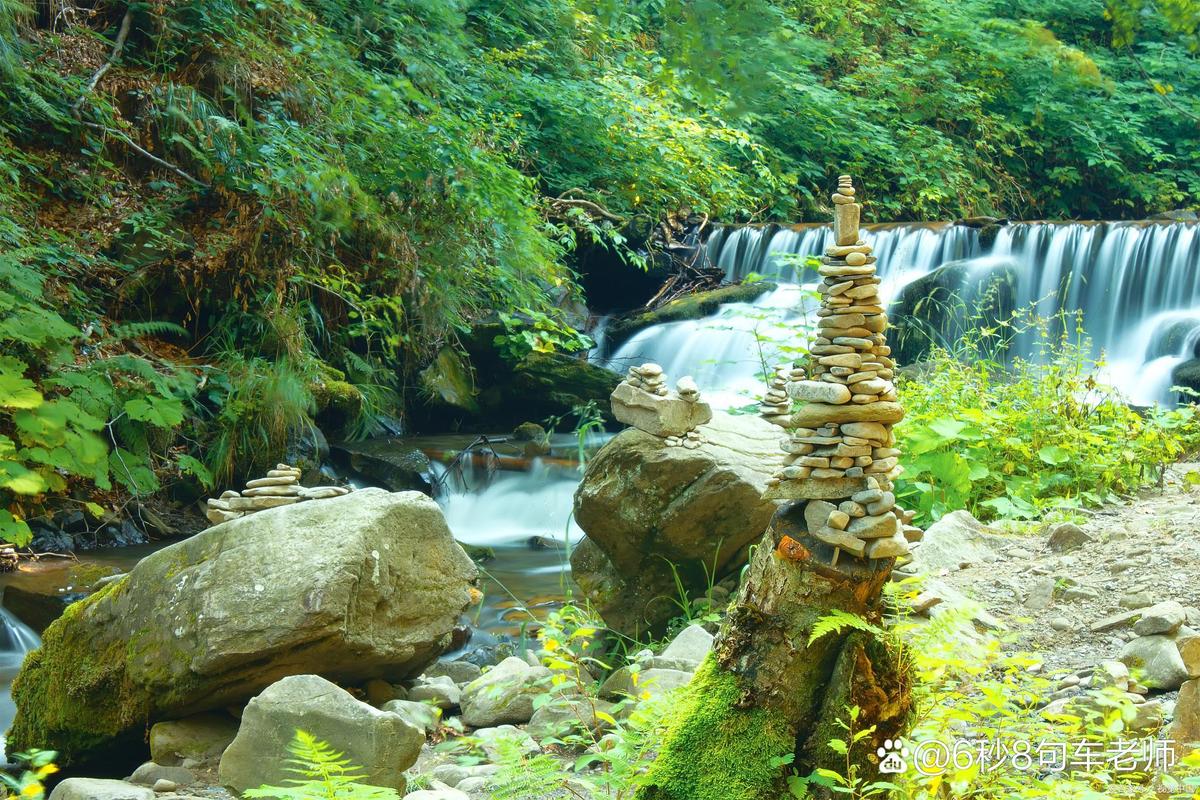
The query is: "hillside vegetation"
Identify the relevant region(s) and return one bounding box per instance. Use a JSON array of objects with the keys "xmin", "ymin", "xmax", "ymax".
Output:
[{"xmin": 1, "ymin": 0, "xmax": 1198, "ymax": 541}]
